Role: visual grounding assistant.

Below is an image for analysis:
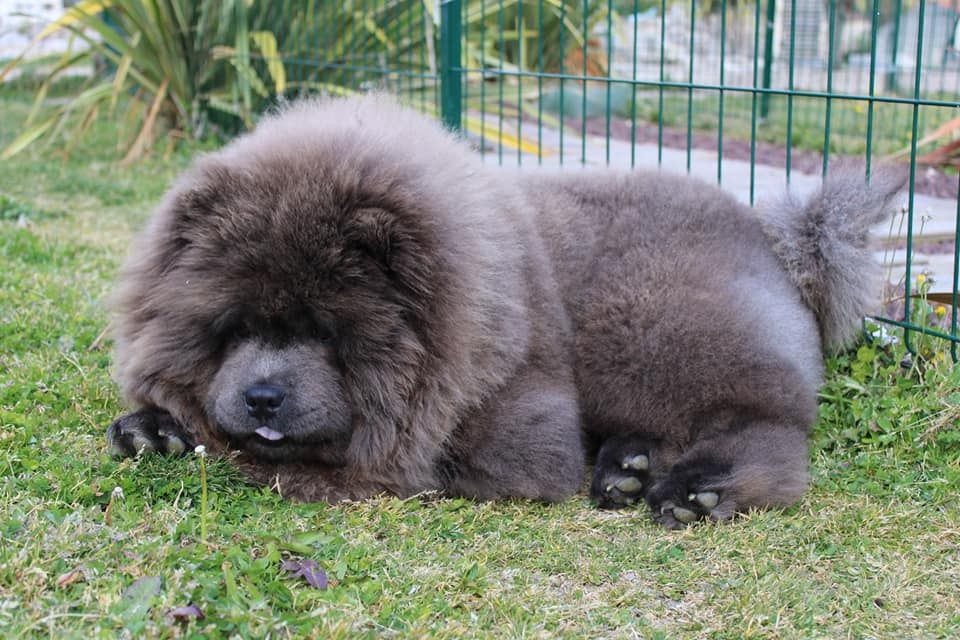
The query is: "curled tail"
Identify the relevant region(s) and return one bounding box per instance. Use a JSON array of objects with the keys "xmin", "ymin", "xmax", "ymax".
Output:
[{"xmin": 761, "ymin": 168, "xmax": 906, "ymax": 351}]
